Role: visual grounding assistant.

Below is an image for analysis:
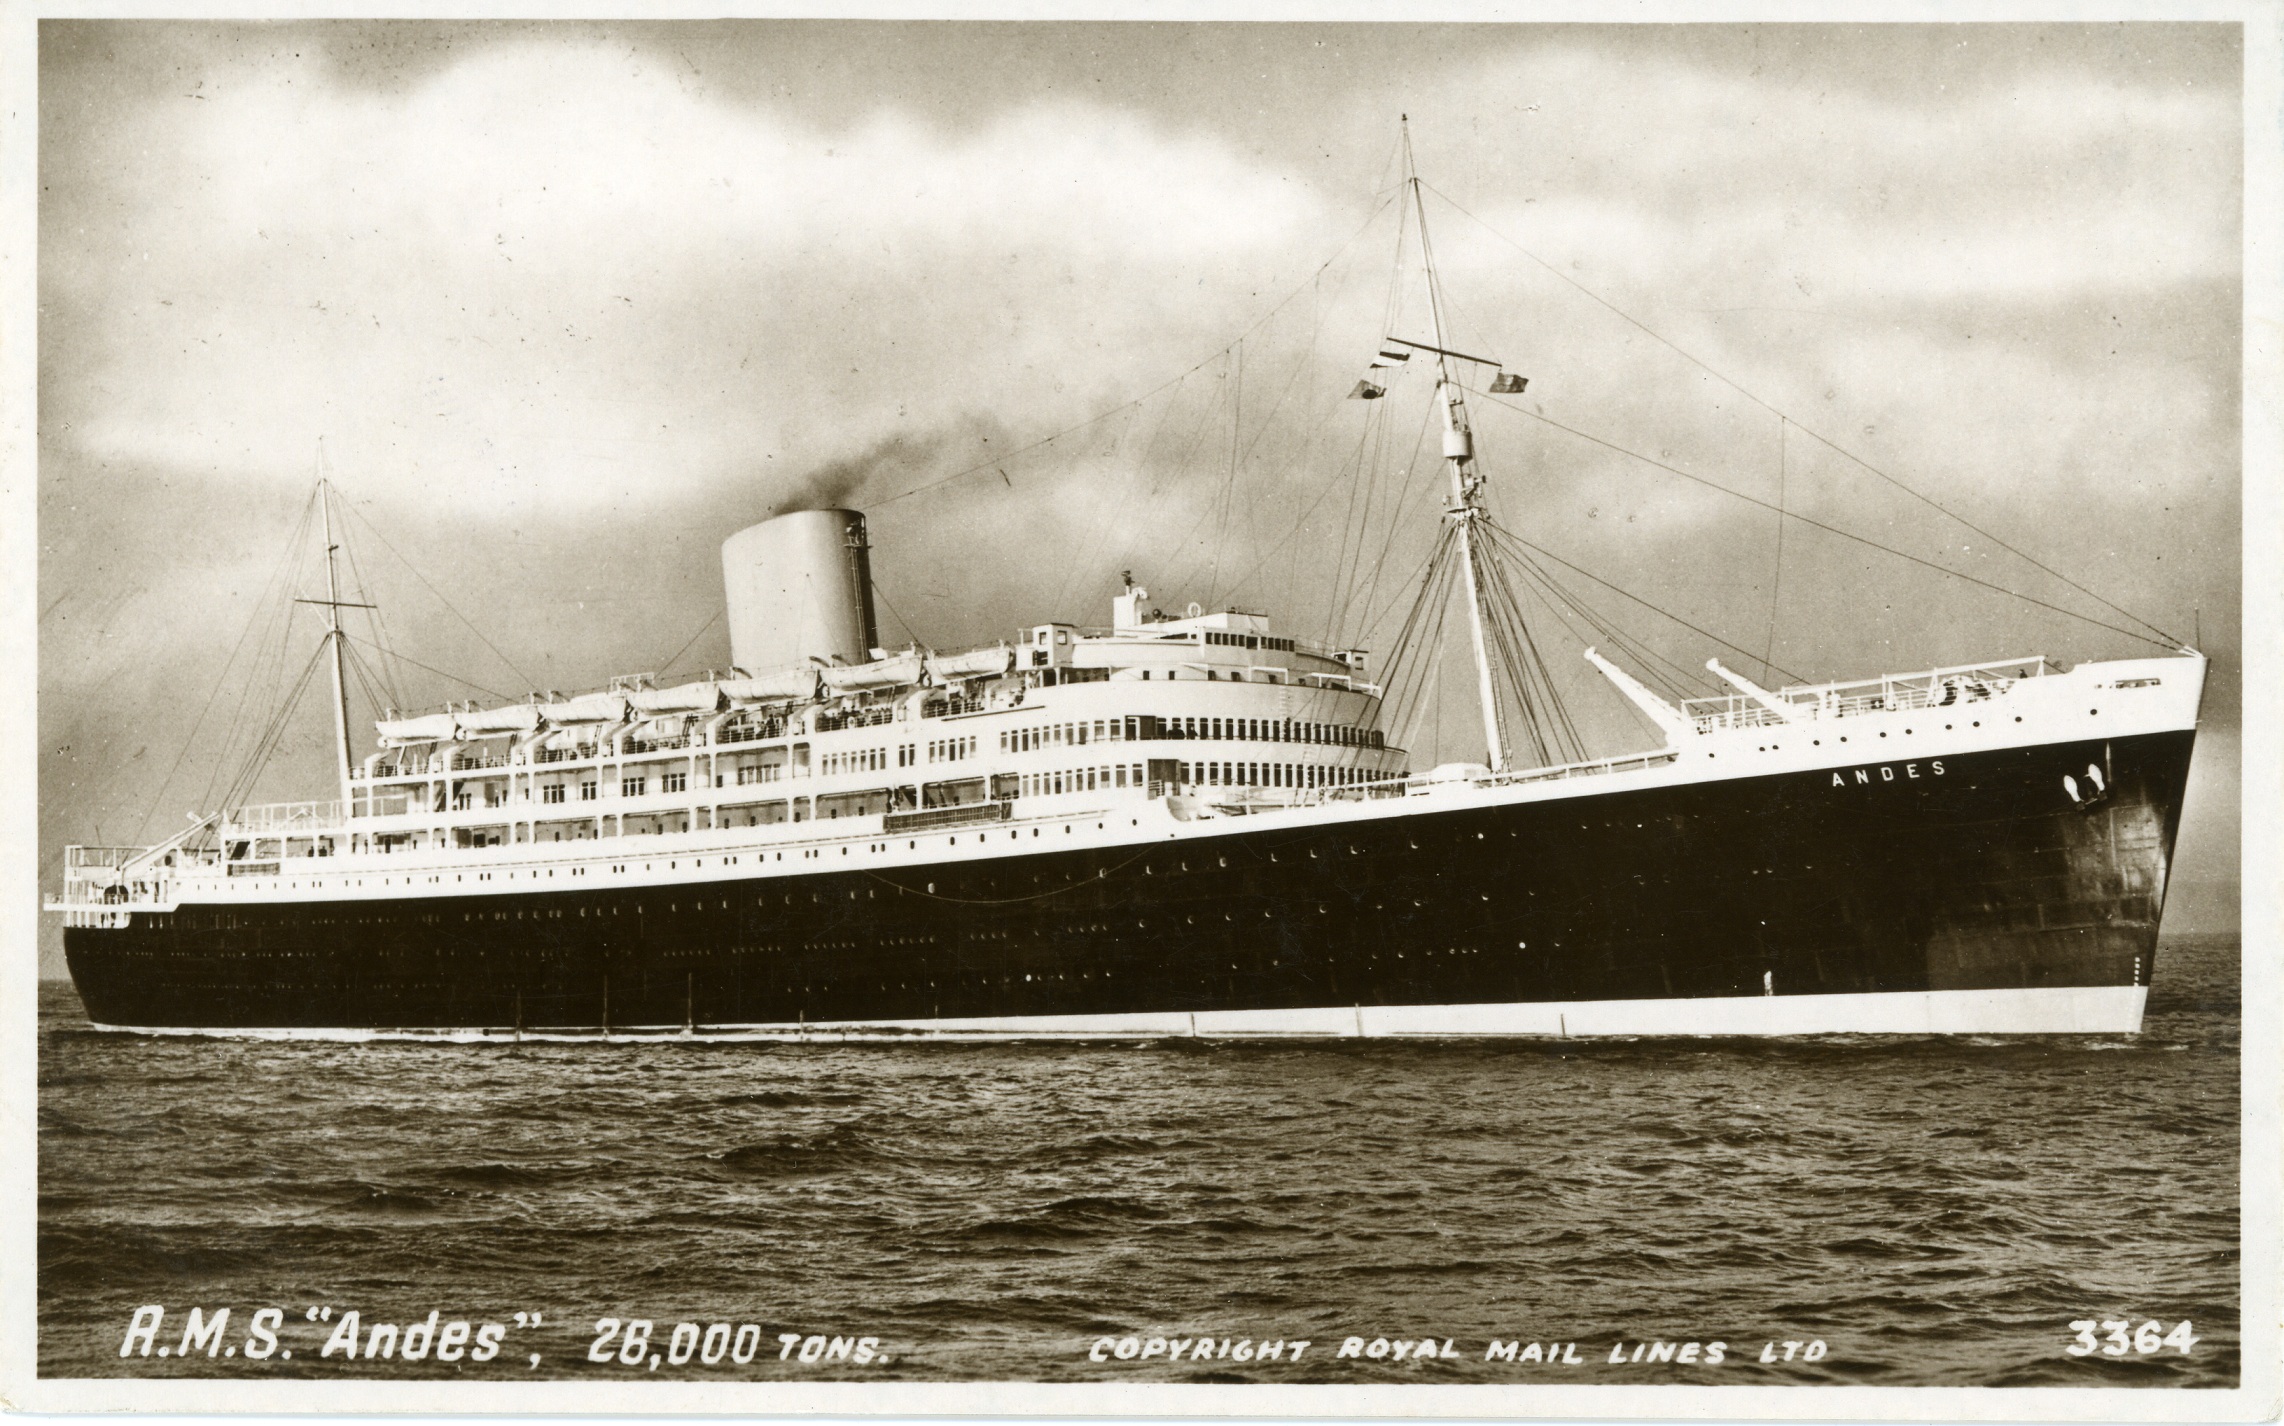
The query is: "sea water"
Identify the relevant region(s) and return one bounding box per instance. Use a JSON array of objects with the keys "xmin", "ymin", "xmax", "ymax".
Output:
[{"xmin": 36, "ymin": 935, "xmax": 2239, "ymax": 1385}]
